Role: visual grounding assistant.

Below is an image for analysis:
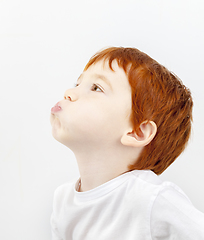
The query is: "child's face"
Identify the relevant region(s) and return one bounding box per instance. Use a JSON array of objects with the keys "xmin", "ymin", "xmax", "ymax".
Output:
[{"xmin": 50, "ymin": 59, "xmax": 133, "ymax": 150}]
